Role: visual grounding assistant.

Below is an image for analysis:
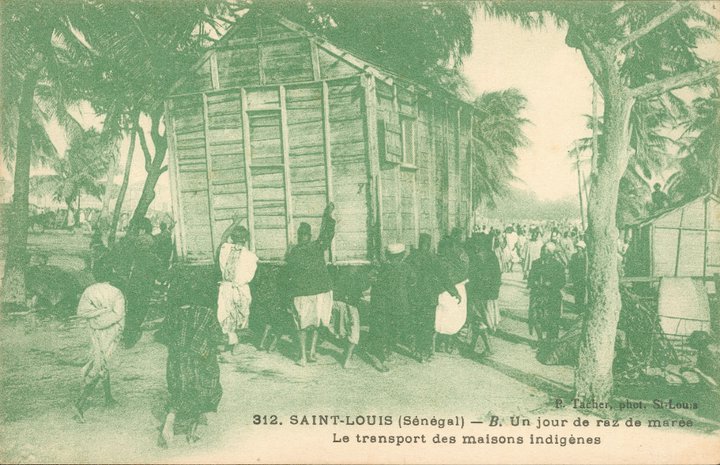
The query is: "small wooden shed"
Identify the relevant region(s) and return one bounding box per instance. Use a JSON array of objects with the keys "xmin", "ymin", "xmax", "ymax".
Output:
[
  {"xmin": 625, "ymin": 193, "xmax": 720, "ymax": 279},
  {"xmin": 165, "ymin": 11, "xmax": 477, "ymax": 264}
]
